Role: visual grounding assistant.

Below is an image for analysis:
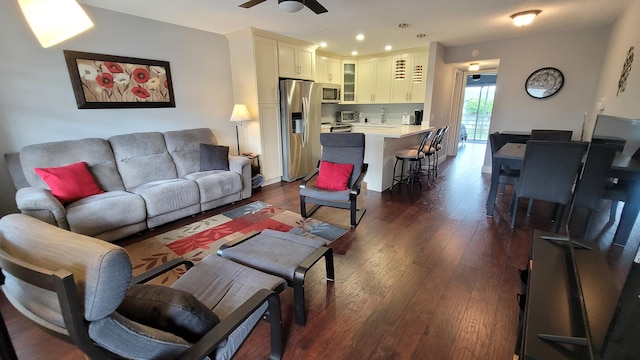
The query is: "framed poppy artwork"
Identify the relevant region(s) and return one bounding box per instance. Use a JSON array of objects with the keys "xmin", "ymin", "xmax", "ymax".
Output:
[{"xmin": 63, "ymin": 50, "xmax": 176, "ymax": 109}]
